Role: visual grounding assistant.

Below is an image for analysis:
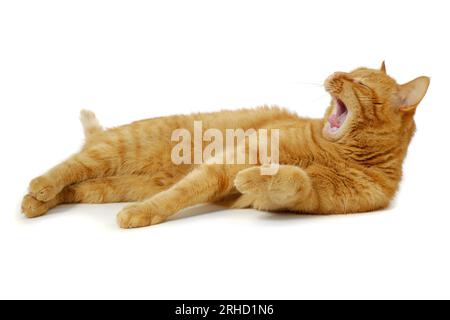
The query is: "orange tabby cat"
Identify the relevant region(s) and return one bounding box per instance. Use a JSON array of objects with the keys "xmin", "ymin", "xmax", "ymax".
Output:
[{"xmin": 21, "ymin": 63, "xmax": 430, "ymax": 228}]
